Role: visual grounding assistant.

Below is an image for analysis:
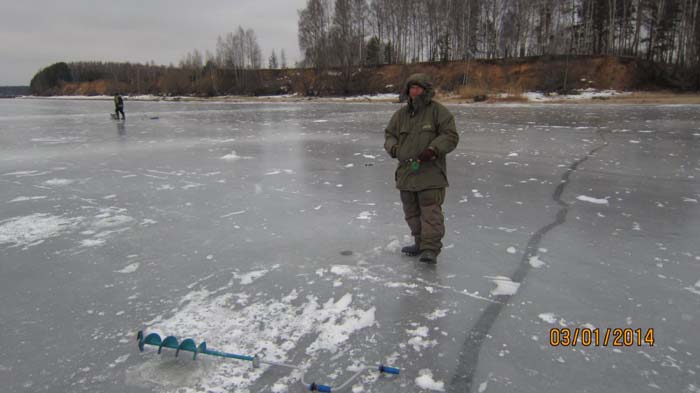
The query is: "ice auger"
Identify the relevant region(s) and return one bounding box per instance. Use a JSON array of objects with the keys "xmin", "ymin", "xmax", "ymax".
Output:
[{"xmin": 136, "ymin": 331, "xmax": 400, "ymax": 392}]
